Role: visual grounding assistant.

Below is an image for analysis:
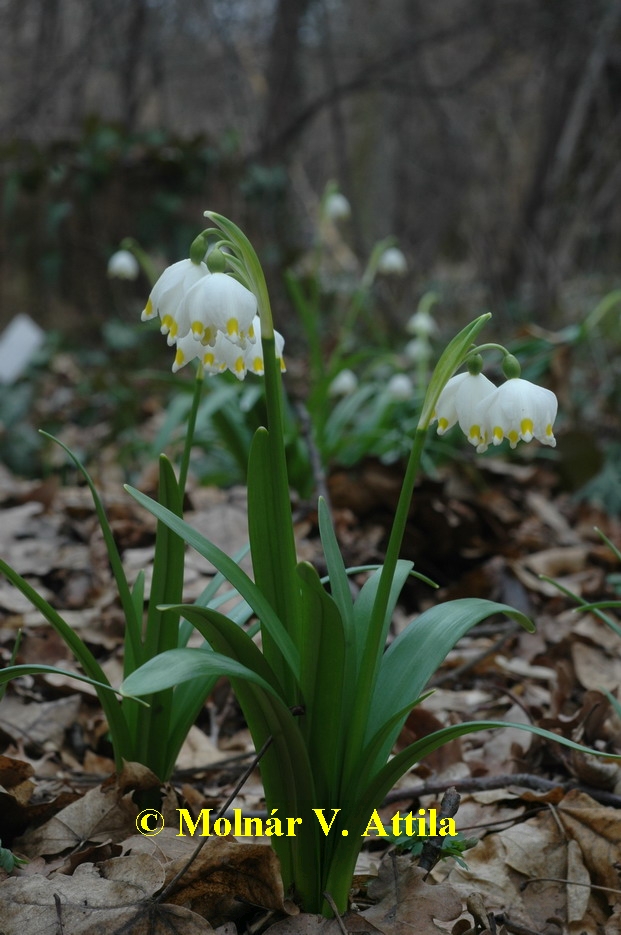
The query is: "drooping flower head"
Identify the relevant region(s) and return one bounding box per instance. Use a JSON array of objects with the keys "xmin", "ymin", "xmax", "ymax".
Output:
[
  {"xmin": 431, "ymin": 350, "xmax": 558, "ymax": 454},
  {"xmin": 377, "ymin": 246, "xmax": 408, "ymax": 277},
  {"xmin": 178, "ymin": 272, "xmax": 258, "ymax": 348},
  {"xmin": 108, "ymin": 249, "xmax": 140, "ymax": 280},
  {"xmin": 474, "ymin": 378, "xmax": 557, "ymax": 453},
  {"xmin": 141, "ymin": 259, "xmax": 208, "ymax": 345},
  {"xmin": 141, "ymin": 216, "xmax": 287, "ymax": 379},
  {"xmin": 432, "ymin": 371, "xmax": 496, "ymax": 445}
]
